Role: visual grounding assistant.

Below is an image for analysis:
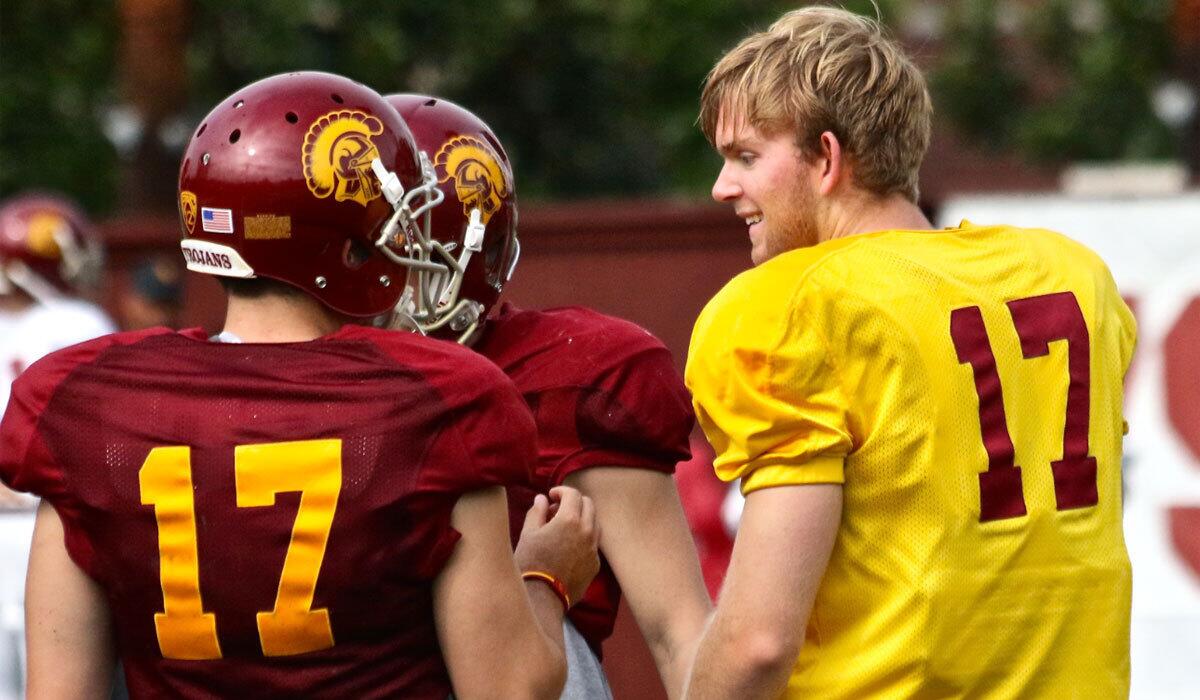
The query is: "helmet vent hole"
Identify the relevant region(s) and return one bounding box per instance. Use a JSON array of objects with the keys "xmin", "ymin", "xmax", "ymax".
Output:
[
  {"xmin": 423, "ymin": 99, "xmax": 437, "ymax": 107},
  {"xmin": 196, "ymin": 123, "xmax": 207, "ymax": 137},
  {"xmin": 285, "ymin": 111, "xmax": 298, "ymax": 124},
  {"xmin": 331, "ymin": 93, "xmax": 344, "ymax": 104},
  {"xmin": 234, "ymin": 100, "xmax": 244, "ymax": 109},
  {"xmin": 344, "ymin": 239, "xmax": 372, "ymax": 269},
  {"xmin": 229, "ymin": 129, "xmax": 241, "ymax": 144}
]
